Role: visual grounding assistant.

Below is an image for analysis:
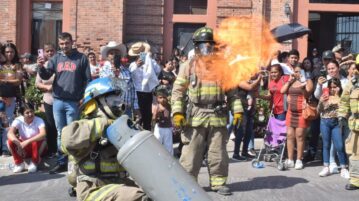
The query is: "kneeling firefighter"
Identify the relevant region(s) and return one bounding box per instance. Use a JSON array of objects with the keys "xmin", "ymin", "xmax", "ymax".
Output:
[{"xmin": 62, "ymin": 77, "xmax": 212, "ymax": 201}]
